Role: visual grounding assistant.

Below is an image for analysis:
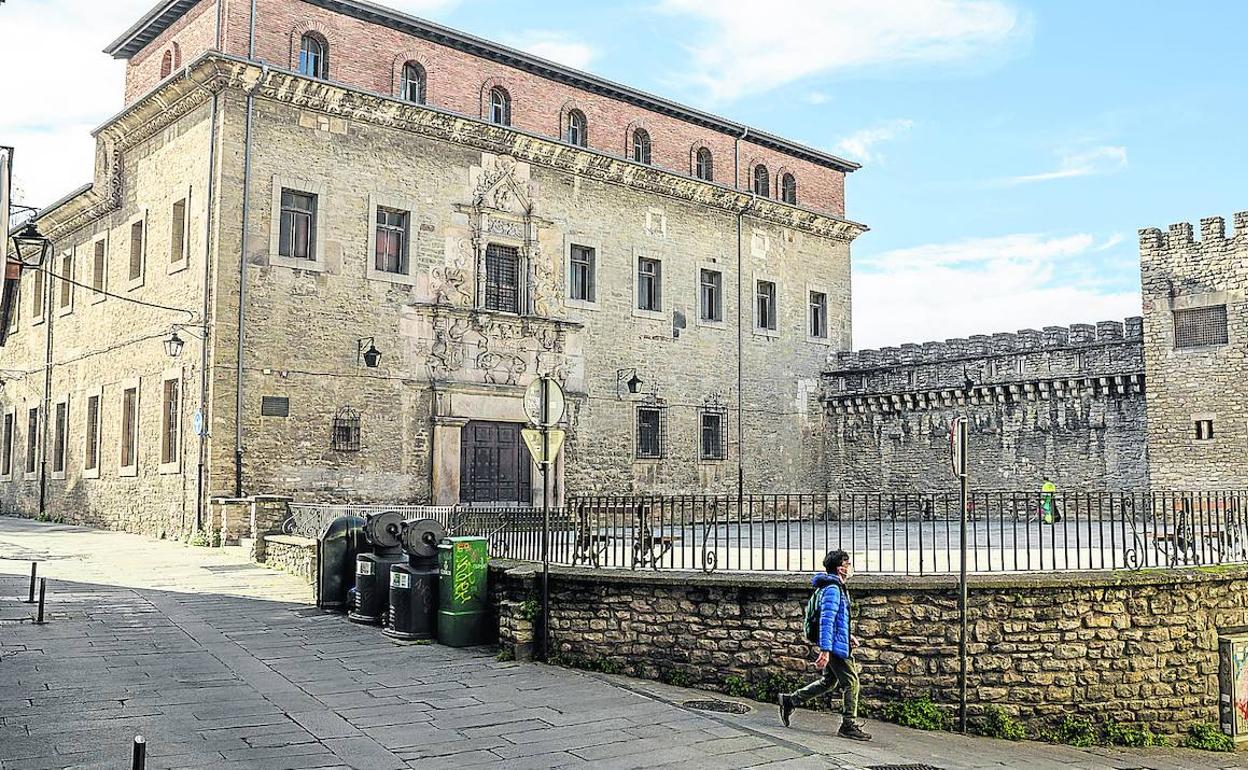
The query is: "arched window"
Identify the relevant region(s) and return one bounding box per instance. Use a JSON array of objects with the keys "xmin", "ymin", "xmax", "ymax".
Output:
[
  {"xmin": 695, "ymin": 147, "xmax": 713, "ymax": 181},
  {"xmin": 401, "ymin": 62, "xmax": 425, "ymax": 104},
  {"xmin": 780, "ymin": 173, "xmax": 797, "ymax": 204},
  {"xmin": 160, "ymin": 50, "xmax": 173, "ymax": 79},
  {"xmin": 299, "ymin": 33, "xmax": 328, "ymax": 79},
  {"xmin": 752, "ymin": 164, "xmax": 770, "ymax": 196},
  {"xmin": 632, "ymin": 128, "xmax": 651, "ymax": 165},
  {"xmin": 489, "ymin": 86, "xmax": 511, "ymax": 126},
  {"xmin": 566, "ymin": 110, "xmax": 587, "ymax": 147}
]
